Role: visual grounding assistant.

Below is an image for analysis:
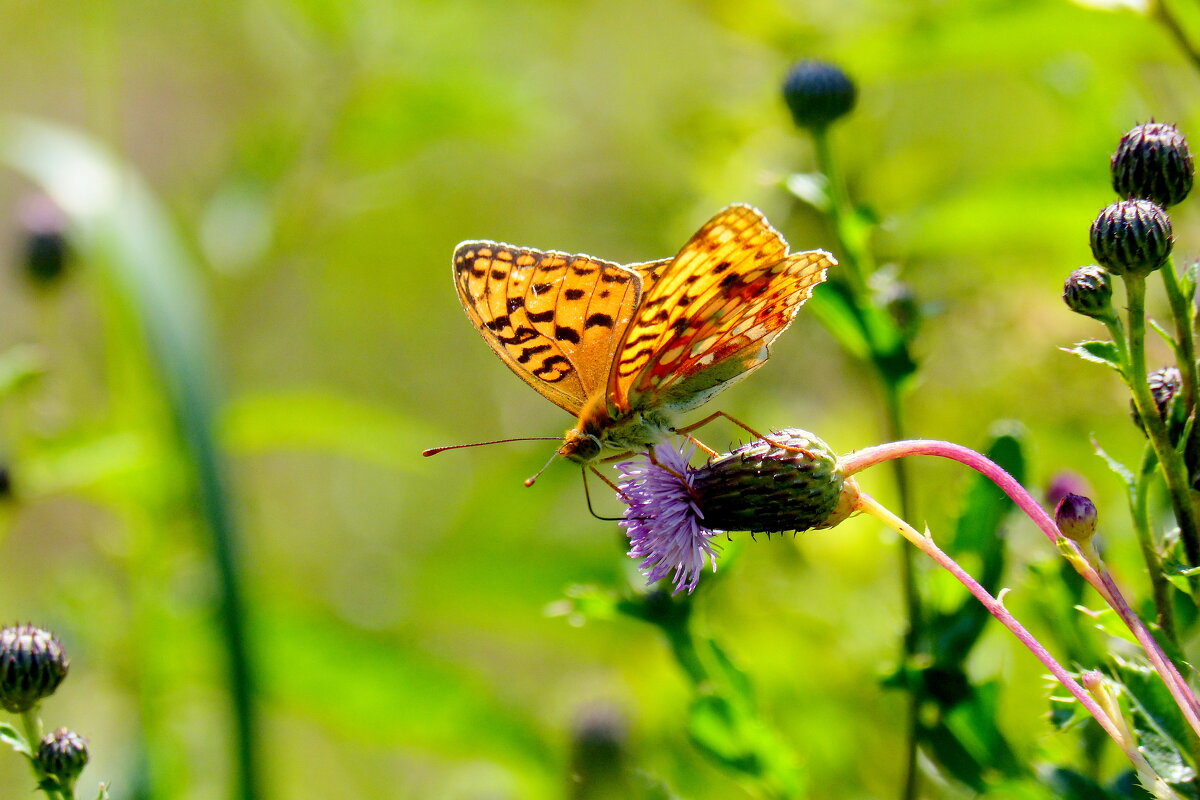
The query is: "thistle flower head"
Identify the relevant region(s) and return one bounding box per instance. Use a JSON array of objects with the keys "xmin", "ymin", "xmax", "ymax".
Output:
[
  {"xmin": 37, "ymin": 728, "xmax": 88, "ymax": 788},
  {"xmin": 1112, "ymin": 122, "xmax": 1194, "ymax": 208},
  {"xmin": 0, "ymin": 624, "xmax": 68, "ymax": 713},
  {"xmin": 1089, "ymin": 199, "xmax": 1173, "ymax": 277},
  {"xmin": 1062, "ymin": 265, "xmax": 1113, "ymax": 320},
  {"xmin": 782, "ymin": 60, "xmax": 857, "ymax": 131},
  {"xmin": 617, "ymin": 430, "xmax": 858, "ymax": 594}
]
